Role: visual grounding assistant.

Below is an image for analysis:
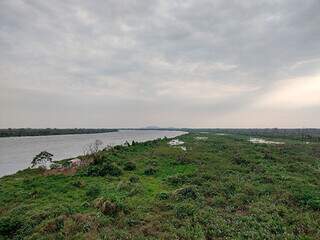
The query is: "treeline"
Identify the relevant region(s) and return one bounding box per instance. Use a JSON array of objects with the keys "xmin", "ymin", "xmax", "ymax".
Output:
[{"xmin": 0, "ymin": 128, "xmax": 118, "ymax": 138}]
